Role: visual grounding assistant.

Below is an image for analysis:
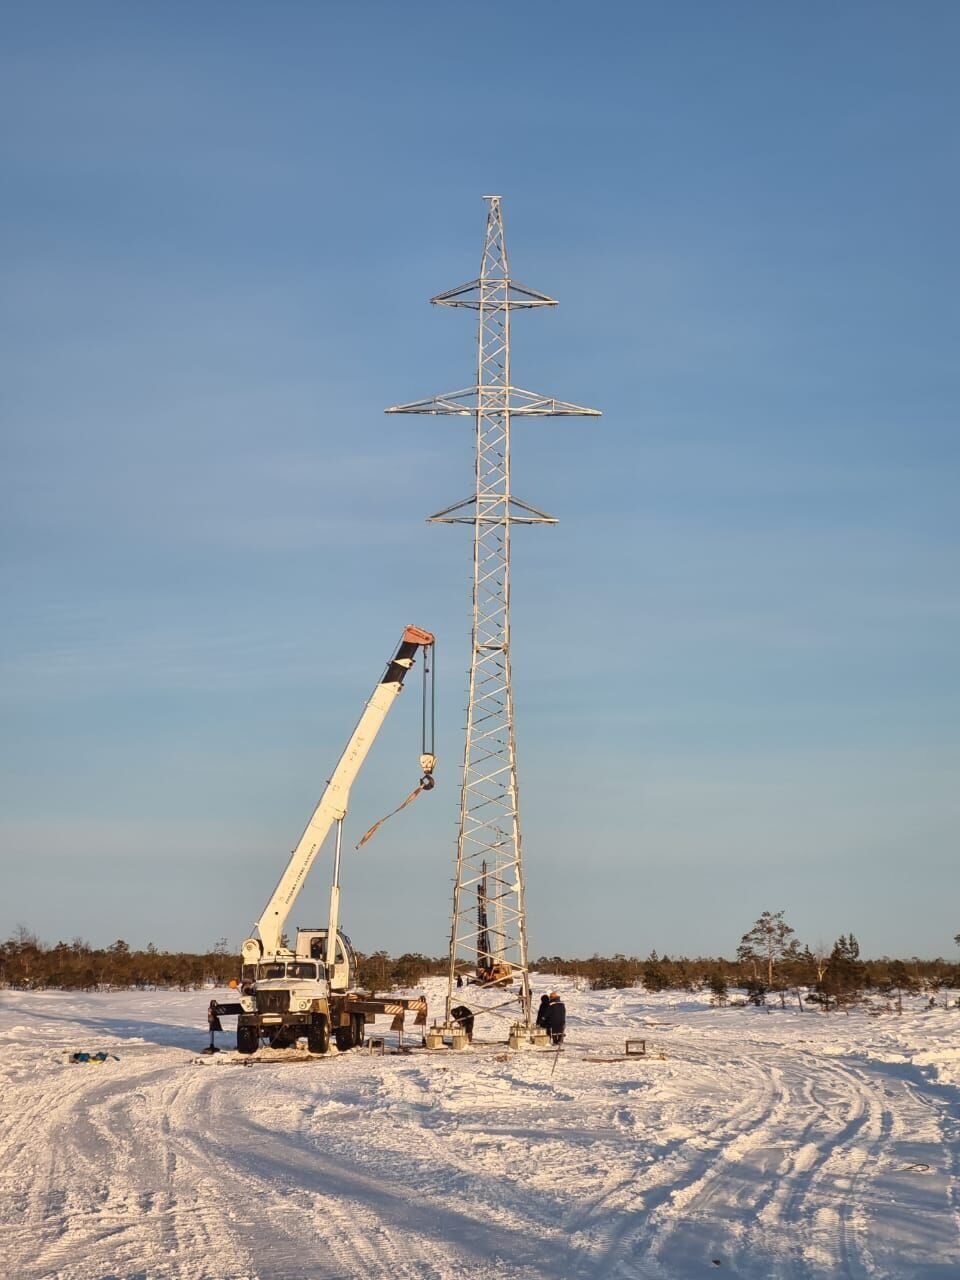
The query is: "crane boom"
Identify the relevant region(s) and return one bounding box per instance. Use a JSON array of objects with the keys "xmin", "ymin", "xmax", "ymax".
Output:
[{"xmin": 242, "ymin": 625, "xmax": 434, "ymax": 962}]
